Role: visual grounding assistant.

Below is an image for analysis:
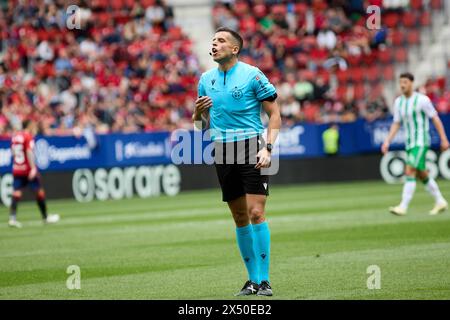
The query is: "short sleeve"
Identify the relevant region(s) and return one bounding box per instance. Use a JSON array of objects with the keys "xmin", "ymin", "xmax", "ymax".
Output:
[
  {"xmin": 251, "ymin": 68, "xmax": 276, "ymax": 101},
  {"xmin": 421, "ymin": 95, "xmax": 437, "ymax": 118},
  {"xmin": 197, "ymin": 74, "xmax": 206, "ymax": 97},
  {"xmin": 393, "ymin": 98, "xmax": 401, "ymax": 123}
]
